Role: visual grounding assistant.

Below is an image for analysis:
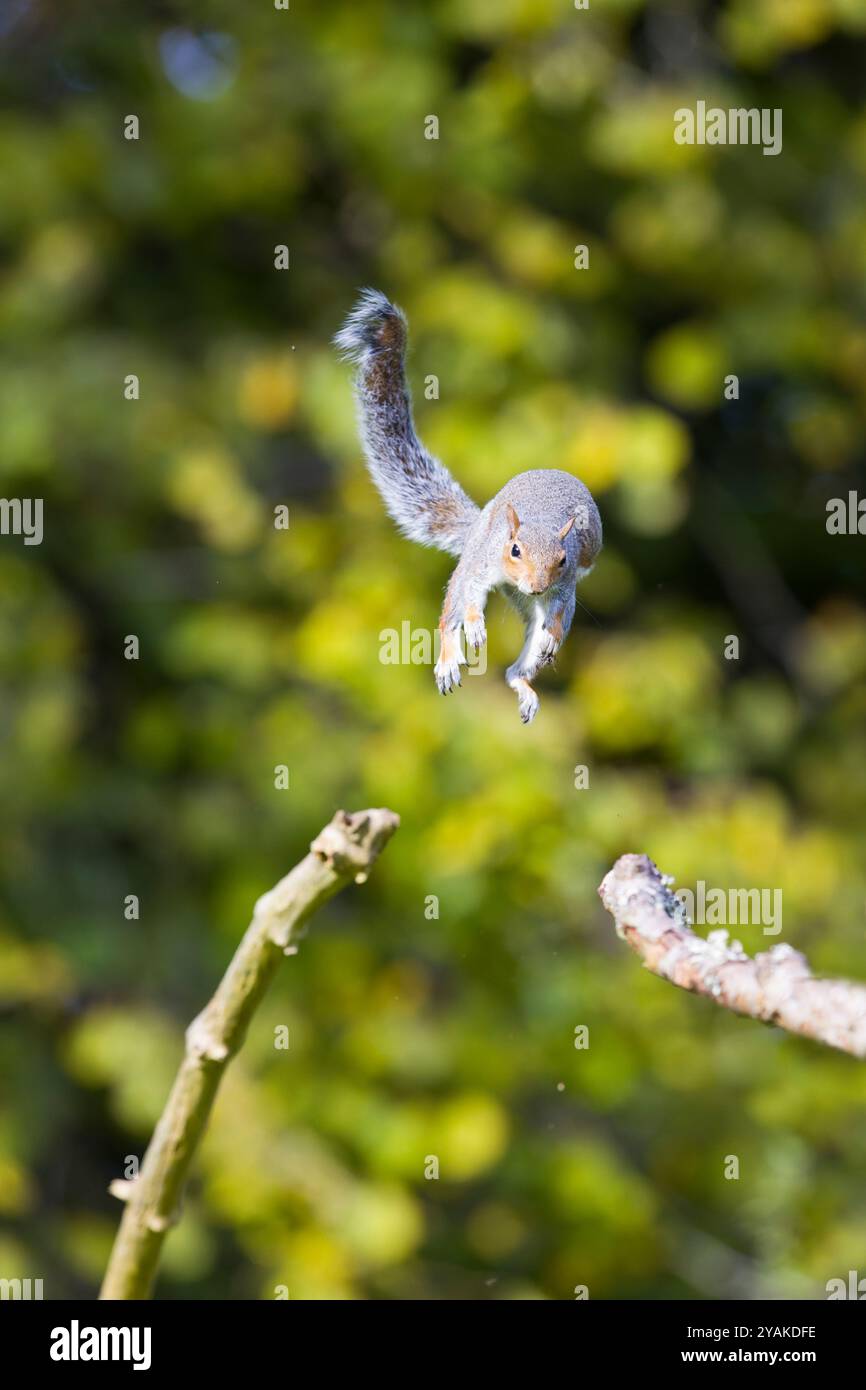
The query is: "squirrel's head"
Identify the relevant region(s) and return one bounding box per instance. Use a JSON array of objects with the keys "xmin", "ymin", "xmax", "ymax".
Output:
[{"xmin": 502, "ymin": 505, "xmax": 576, "ymax": 595}]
